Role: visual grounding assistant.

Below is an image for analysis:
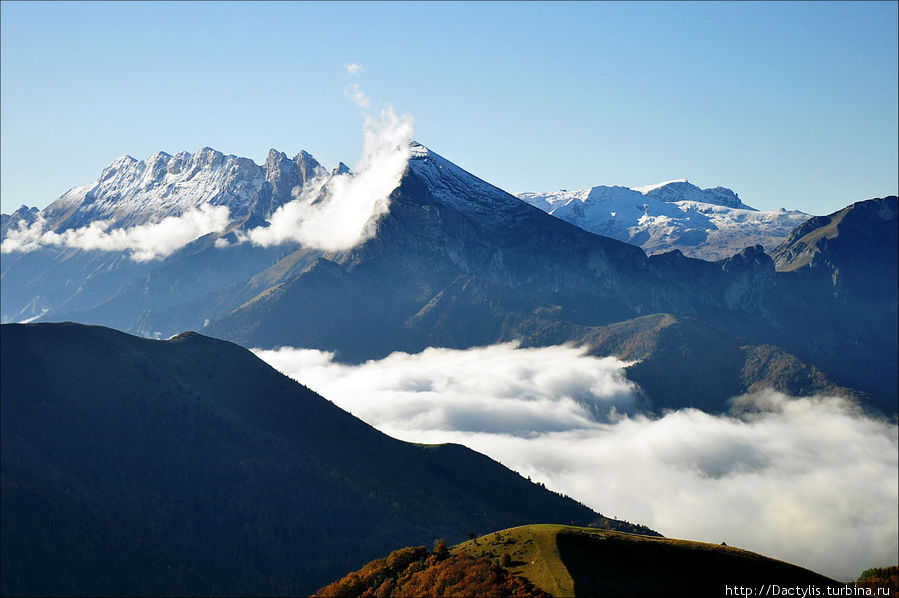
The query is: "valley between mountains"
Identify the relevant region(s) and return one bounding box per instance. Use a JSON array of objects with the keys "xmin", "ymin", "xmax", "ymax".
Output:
[{"xmin": 1, "ymin": 142, "xmax": 896, "ymax": 596}]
